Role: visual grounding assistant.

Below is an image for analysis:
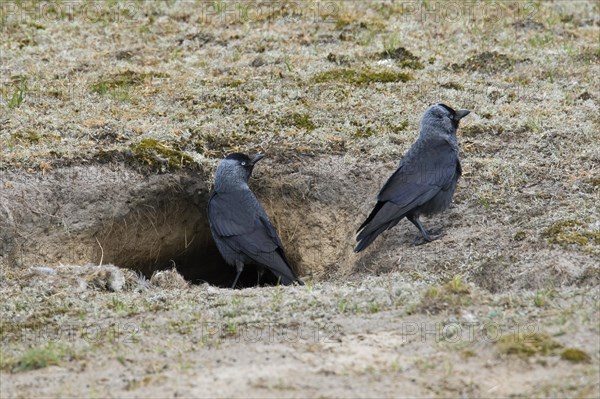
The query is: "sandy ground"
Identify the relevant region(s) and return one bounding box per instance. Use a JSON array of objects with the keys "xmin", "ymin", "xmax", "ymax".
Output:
[
  {"xmin": 1, "ymin": 1, "xmax": 599, "ymax": 398},
  {"xmin": 1, "ymin": 268, "xmax": 599, "ymax": 398}
]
